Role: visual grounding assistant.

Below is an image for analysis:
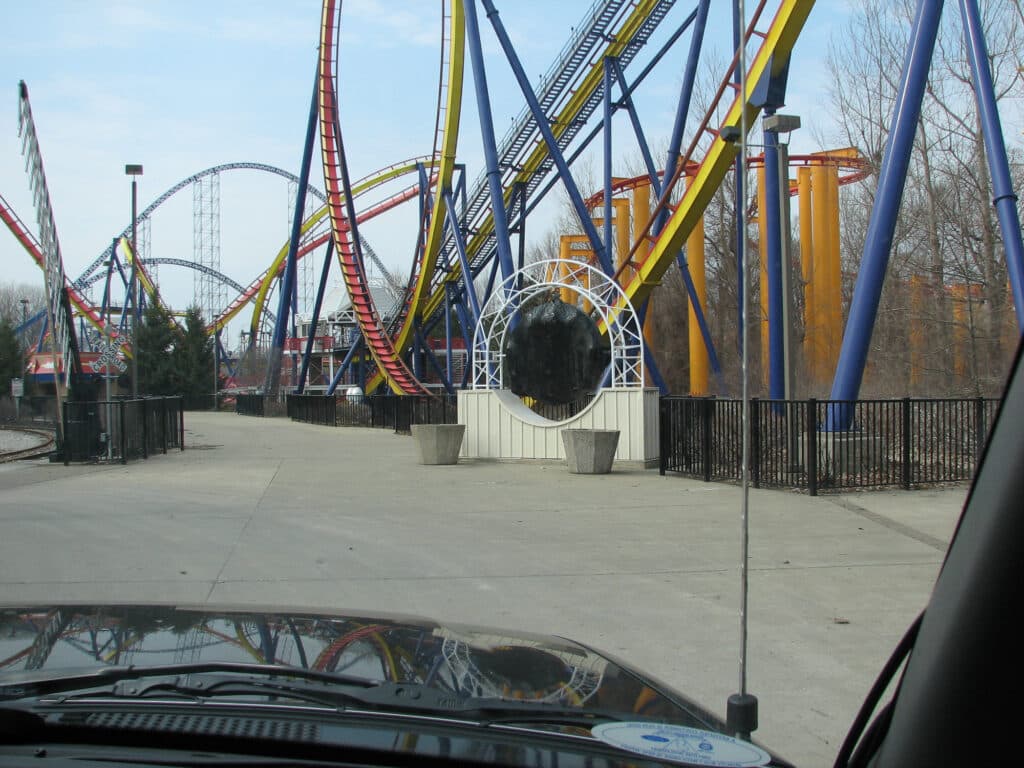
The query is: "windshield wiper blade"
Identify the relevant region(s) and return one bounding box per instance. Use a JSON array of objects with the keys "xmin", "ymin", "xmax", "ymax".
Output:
[{"xmin": 0, "ymin": 662, "xmax": 378, "ymax": 700}]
